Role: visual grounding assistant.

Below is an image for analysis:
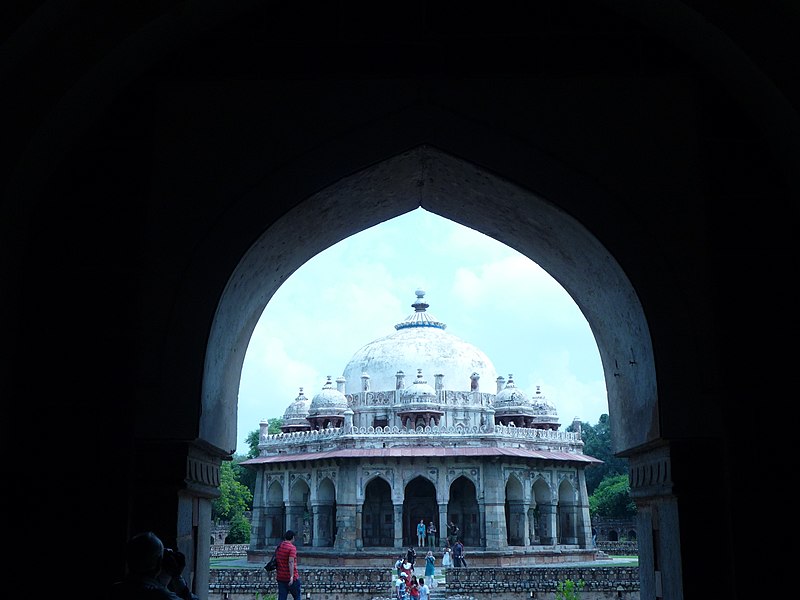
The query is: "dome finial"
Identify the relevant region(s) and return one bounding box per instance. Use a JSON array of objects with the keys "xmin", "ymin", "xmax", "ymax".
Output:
[{"xmin": 395, "ymin": 289, "xmax": 446, "ymax": 330}]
